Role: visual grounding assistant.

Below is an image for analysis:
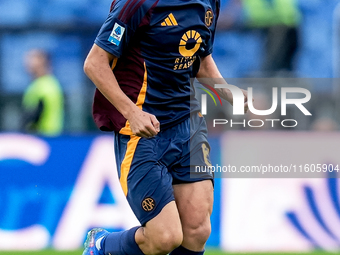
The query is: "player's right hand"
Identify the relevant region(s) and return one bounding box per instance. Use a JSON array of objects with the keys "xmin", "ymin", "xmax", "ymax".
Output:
[{"xmin": 127, "ymin": 108, "xmax": 160, "ymax": 138}]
